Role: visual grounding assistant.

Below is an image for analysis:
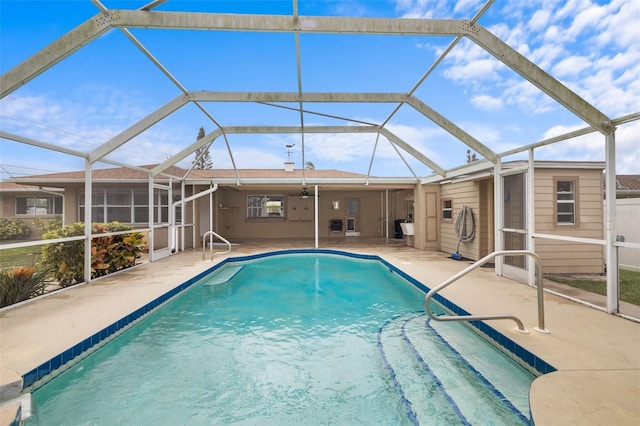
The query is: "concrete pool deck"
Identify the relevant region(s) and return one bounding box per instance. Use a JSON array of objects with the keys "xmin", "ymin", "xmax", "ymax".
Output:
[{"xmin": 1, "ymin": 239, "xmax": 639, "ymax": 425}]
